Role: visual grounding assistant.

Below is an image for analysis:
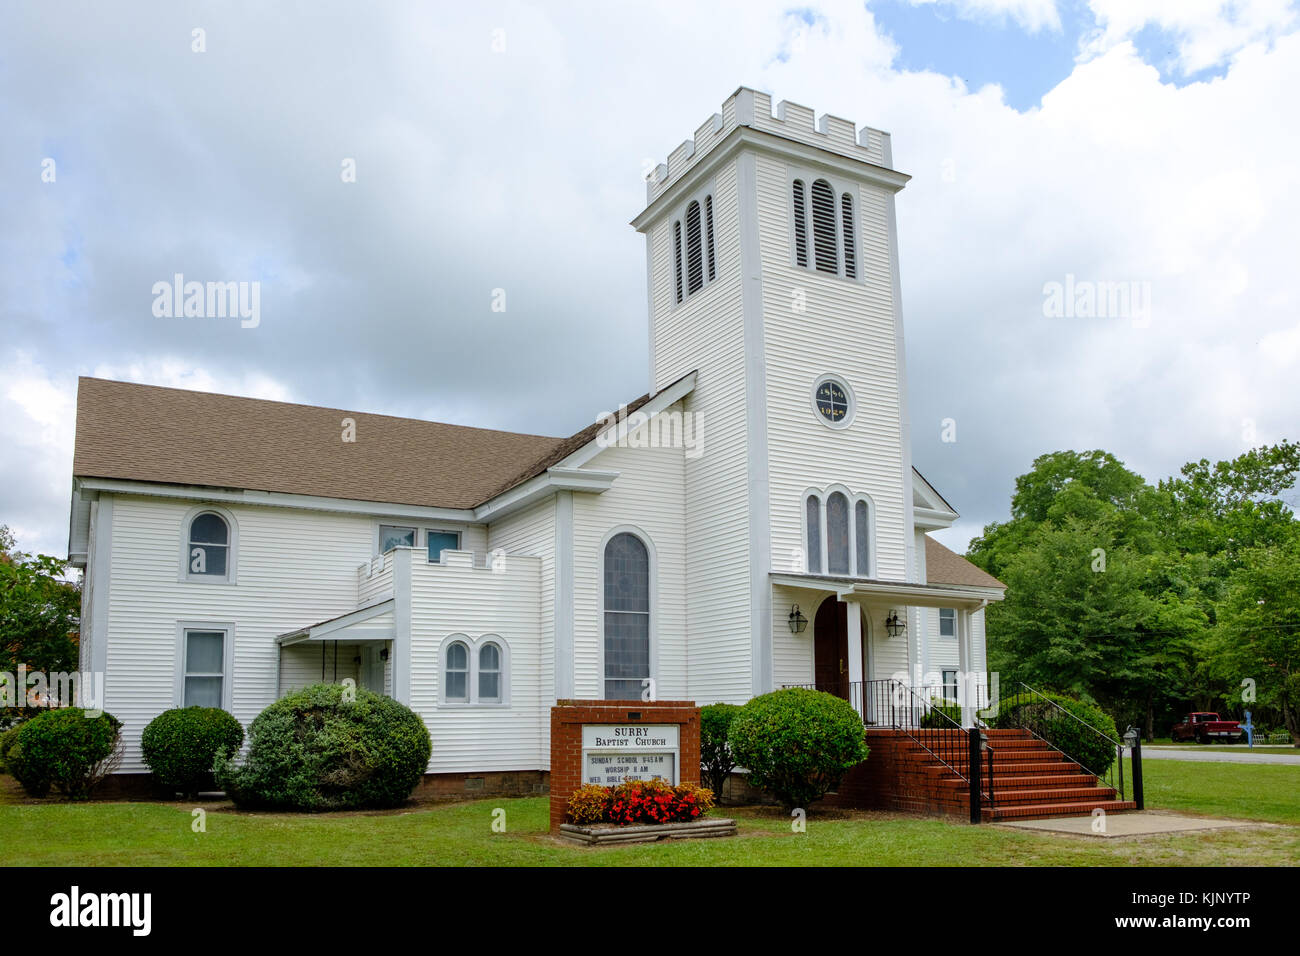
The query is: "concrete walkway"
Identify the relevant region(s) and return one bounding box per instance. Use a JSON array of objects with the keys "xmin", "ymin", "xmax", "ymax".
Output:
[
  {"xmin": 999, "ymin": 810, "xmax": 1272, "ymax": 838},
  {"xmin": 1134, "ymin": 747, "xmax": 1300, "ymax": 765}
]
